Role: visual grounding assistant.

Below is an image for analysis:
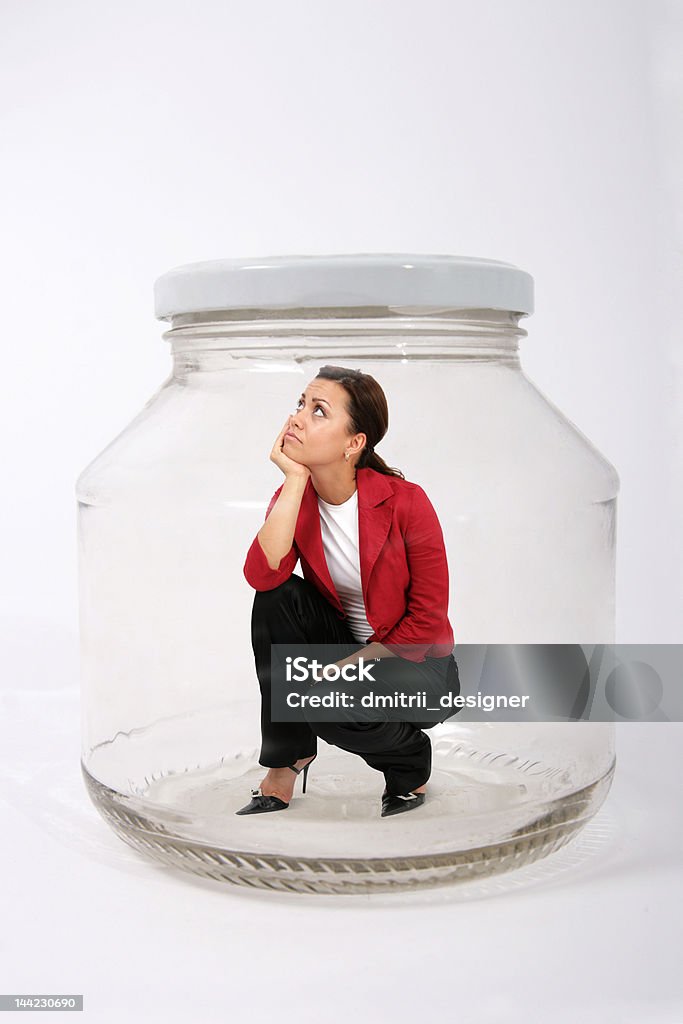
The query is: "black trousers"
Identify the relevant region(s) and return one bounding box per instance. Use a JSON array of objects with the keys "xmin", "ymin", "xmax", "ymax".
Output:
[{"xmin": 250, "ymin": 574, "xmax": 461, "ymax": 796}]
